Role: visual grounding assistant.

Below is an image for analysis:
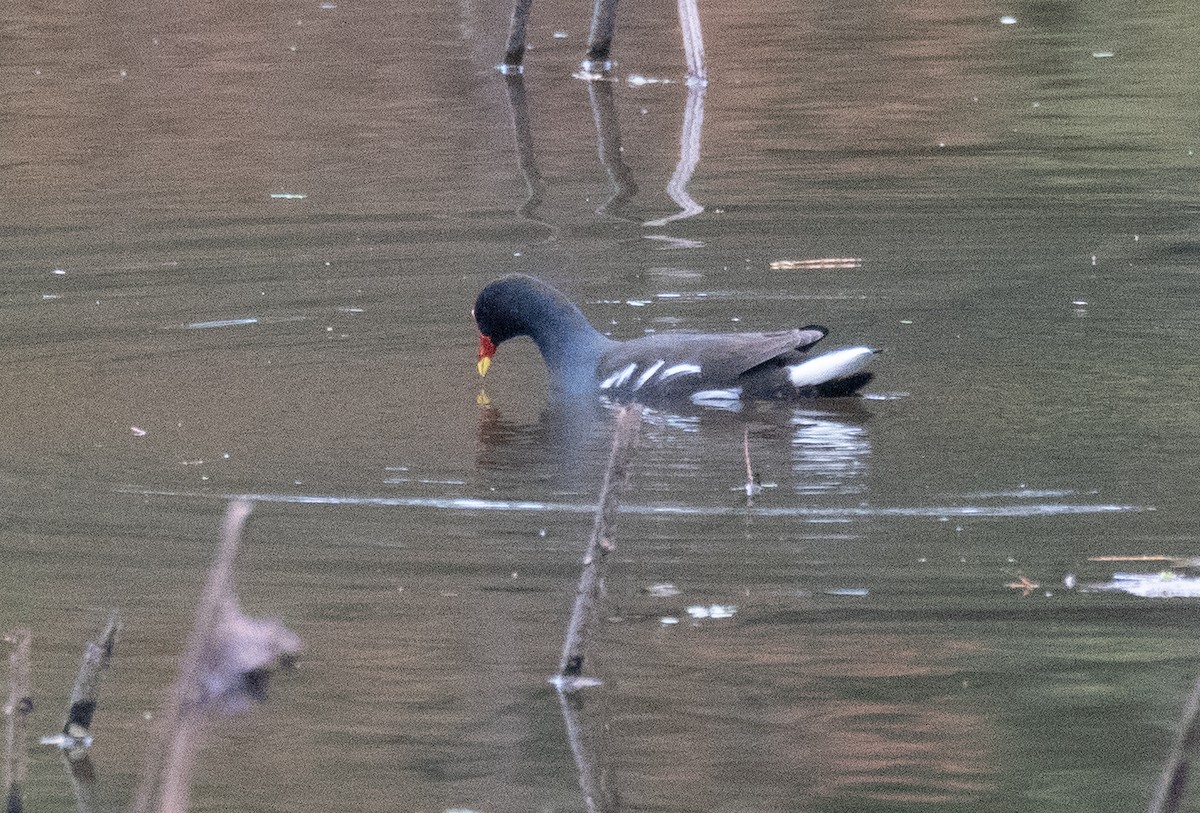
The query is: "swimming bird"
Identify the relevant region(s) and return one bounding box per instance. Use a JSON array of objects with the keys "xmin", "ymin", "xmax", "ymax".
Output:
[{"xmin": 473, "ymin": 274, "xmax": 876, "ymax": 407}]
